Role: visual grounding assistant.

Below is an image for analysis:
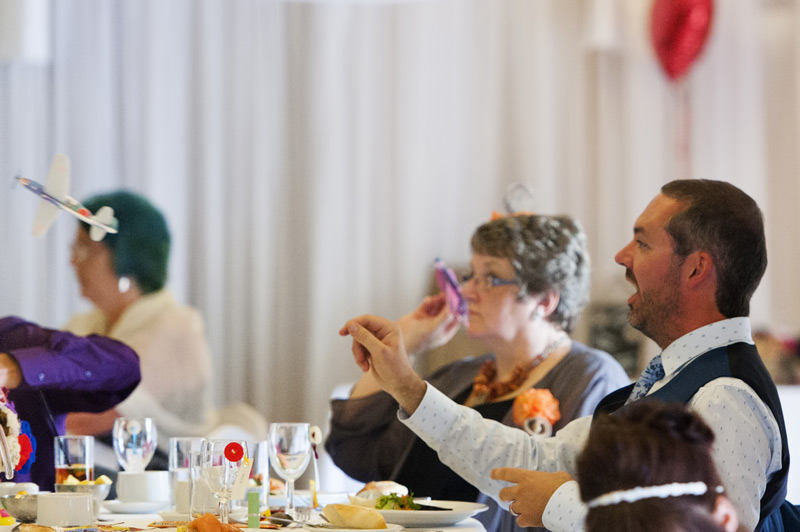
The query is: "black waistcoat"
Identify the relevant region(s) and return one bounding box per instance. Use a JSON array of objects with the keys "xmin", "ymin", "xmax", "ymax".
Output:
[{"xmin": 593, "ymin": 342, "xmax": 789, "ymax": 531}]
